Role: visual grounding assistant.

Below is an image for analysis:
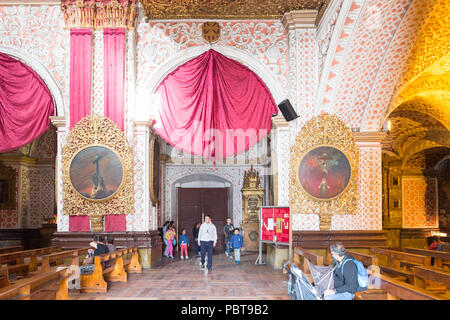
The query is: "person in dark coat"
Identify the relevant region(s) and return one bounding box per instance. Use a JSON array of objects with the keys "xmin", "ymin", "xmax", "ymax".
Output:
[
  {"xmin": 323, "ymin": 242, "xmax": 358, "ymax": 300},
  {"xmin": 193, "ymin": 222, "xmax": 201, "ymax": 257}
]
